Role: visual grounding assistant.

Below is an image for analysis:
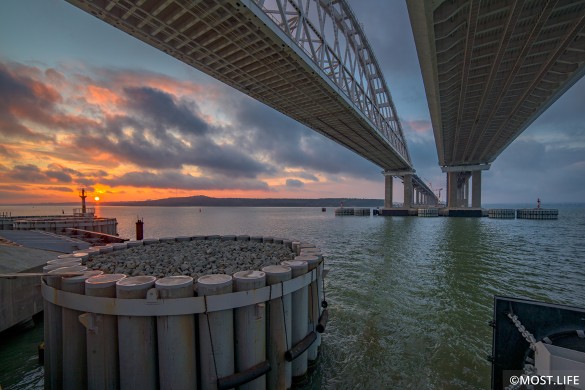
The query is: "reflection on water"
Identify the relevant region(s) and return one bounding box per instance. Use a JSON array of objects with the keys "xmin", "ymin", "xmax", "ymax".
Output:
[
  {"xmin": 0, "ymin": 319, "xmax": 44, "ymax": 389},
  {"xmin": 1, "ymin": 205, "xmax": 584, "ymax": 389}
]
